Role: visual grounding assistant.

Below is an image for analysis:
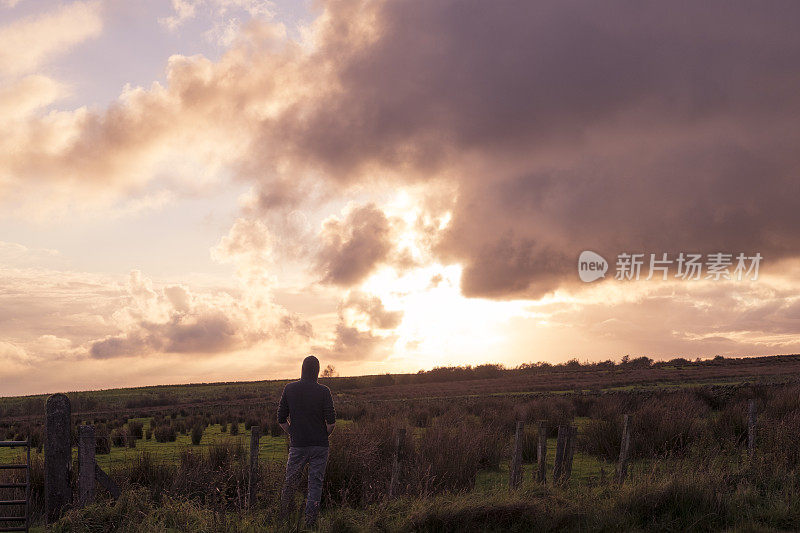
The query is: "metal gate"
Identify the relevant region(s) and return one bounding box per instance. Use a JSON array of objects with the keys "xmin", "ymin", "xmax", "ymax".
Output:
[{"xmin": 0, "ymin": 439, "xmax": 29, "ymax": 533}]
